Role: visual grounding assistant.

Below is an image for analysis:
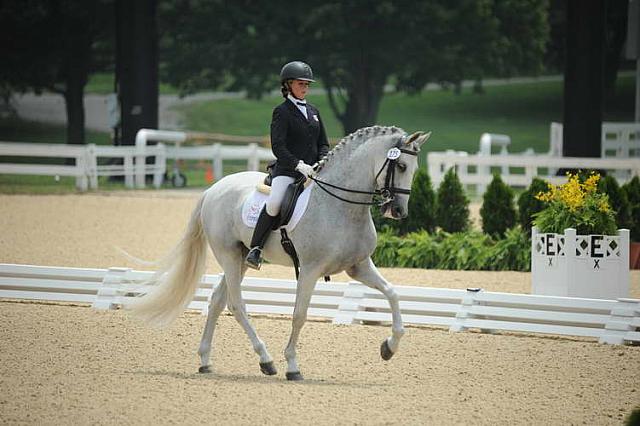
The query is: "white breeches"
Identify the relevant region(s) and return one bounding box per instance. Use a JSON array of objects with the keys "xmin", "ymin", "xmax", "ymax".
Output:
[{"xmin": 266, "ymin": 175, "xmax": 296, "ymax": 216}]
